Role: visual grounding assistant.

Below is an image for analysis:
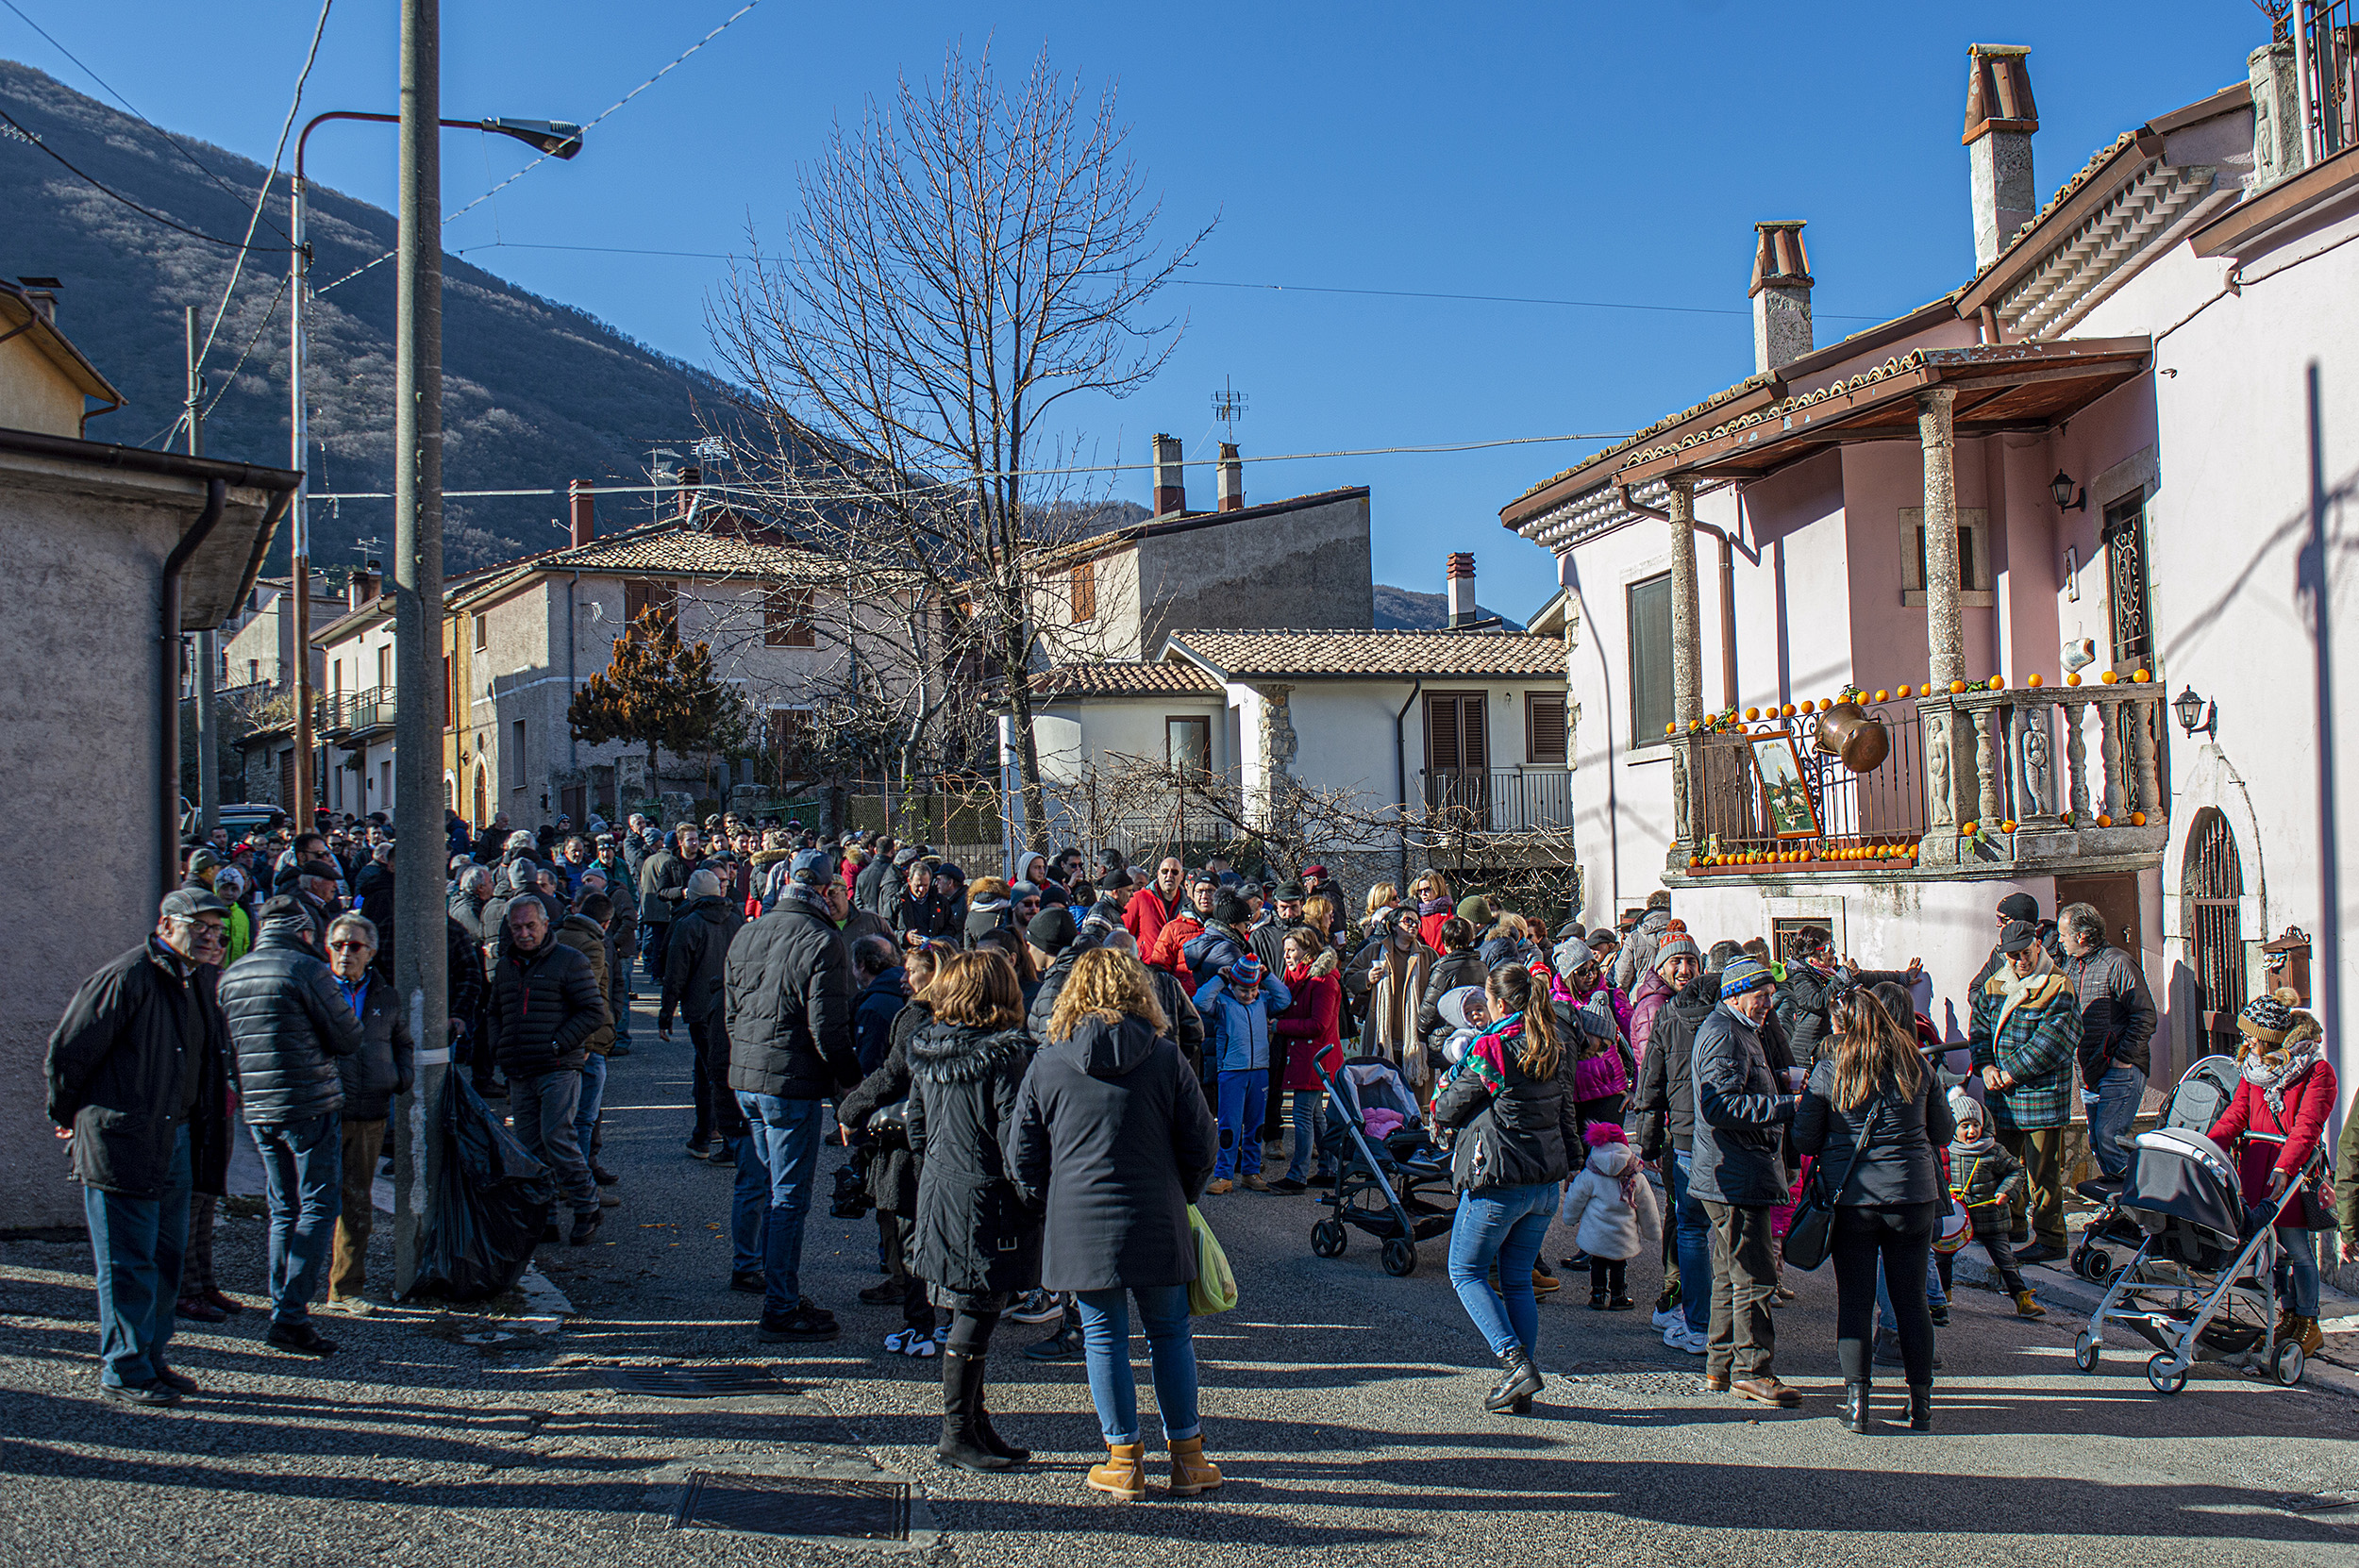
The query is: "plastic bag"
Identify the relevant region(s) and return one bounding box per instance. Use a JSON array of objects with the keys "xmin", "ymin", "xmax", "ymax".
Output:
[
  {"xmin": 1186, "ymin": 1204, "xmax": 1238, "ymax": 1316},
  {"xmin": 403, "ymin": 1074, "xmax": 557, "ymax": 1303}
]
